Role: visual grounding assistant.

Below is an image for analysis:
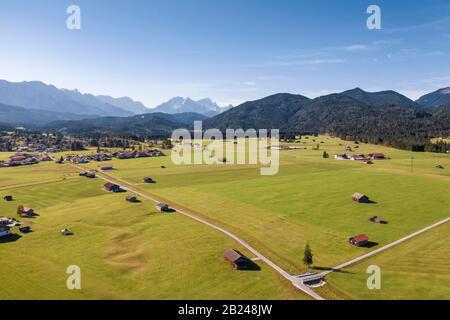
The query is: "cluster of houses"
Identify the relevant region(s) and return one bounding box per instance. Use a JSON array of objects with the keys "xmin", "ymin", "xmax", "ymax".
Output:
[
  {"xmin": 65, "ymin": 153, "xmax": 112, "ymax": 164},
  {"xmin": 0, "ymin": 195, "xmax": 35, "ymax": 239},
  {"xmin": 65, "ymin": 149, "xmax": 165, "ymax": 165},
  {"xmin": 0, "ymin": 216, "xmax": 19, "ymax": 238},
  {"xmin": 1, "ymin": 152, "xmax": 53, "ymax": 168},
  {"xmin": 112, "ymin": 149, "xmax": 165, "ymax": 159},
  {"xmin": 334, "ymin": 153, "xmax": 387, "ymax": 162}
]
